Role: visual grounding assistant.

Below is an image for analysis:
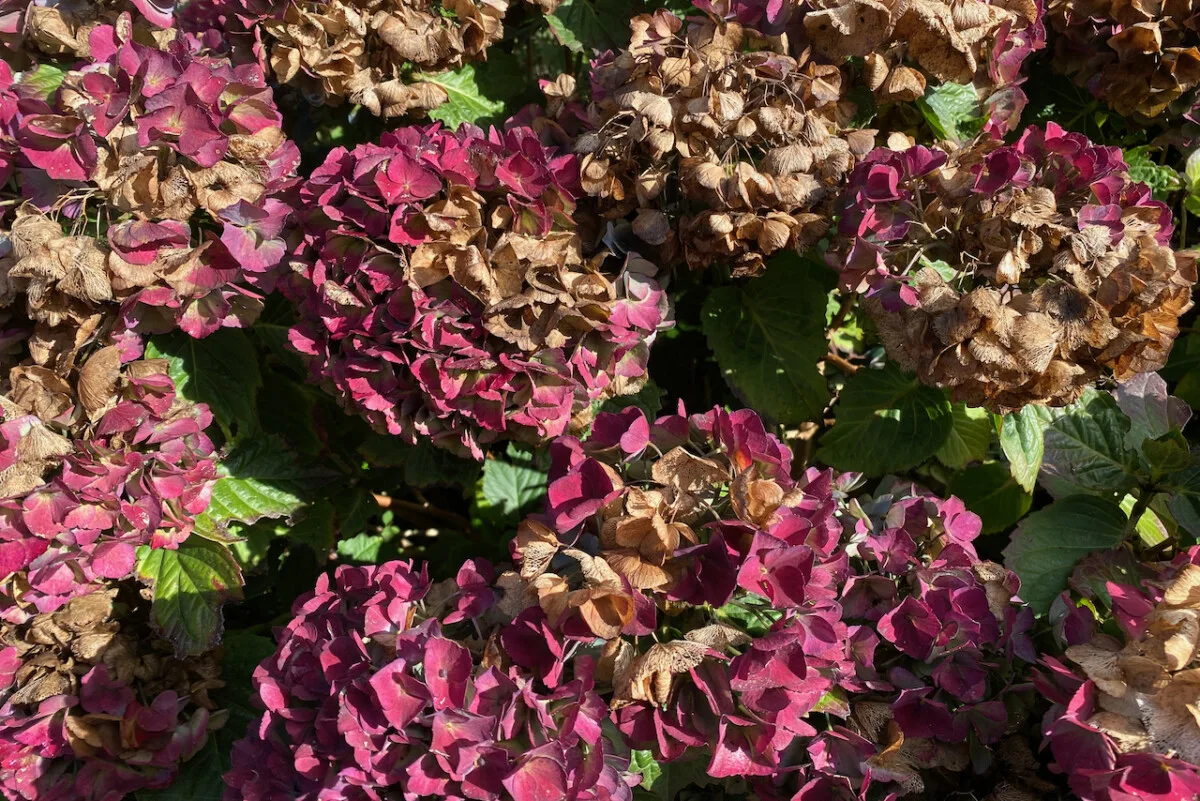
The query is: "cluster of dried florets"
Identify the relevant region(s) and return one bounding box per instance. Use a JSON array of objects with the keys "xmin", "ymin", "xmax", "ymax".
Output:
[
  {"xmin": 284, "ymin": 121, "xmax": 671, "ymax": 459},
  {"xmin": 0, "ymin": 17, "xmax": 298, "ymax": 373},
  {"xmin": 188, "ymin": 0, "xmax": 521, "ymax": 118},
  {"xmin": 0, "ymin": 0, "xmax": 177, "ymax": 62},
  {"xmin": 0, "ymin": 354, "xmax": 217, "ymax": 613},
  {"xmin": 578, "ymin": 9, "xmax": 876, "ymax": 276},
  {"xmin": 699, "ymin": 0, "xmax": 1046, "ymax": 134},
  {"xmin": 1048, "ymin": 0, "xmax": 1200, "ymax": 124},
  {"xmin": 1037, "ymin": 549, "xmax": 1200, "ymax": 801},
  {"xmin": 229, "ymin": 405, "xmax": 1042, "ymax": 799},
  {"xmin": 0, "ymin": 584, "xmax": 223, "ymax": 801},
  {"xmin": 222, "ymin": 559, "xmax": 633, "ymax": 801},
  {"xmin": 829, "ymin": 122, "xmax": 1196, "ymax": 411}
]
